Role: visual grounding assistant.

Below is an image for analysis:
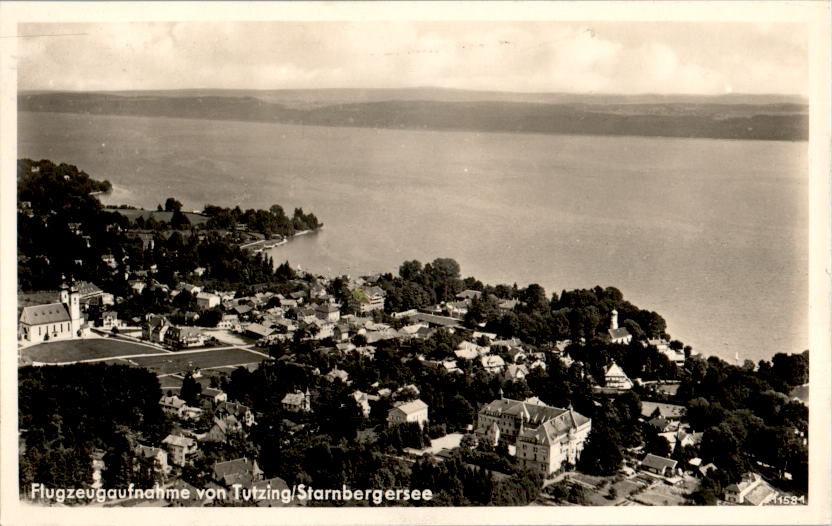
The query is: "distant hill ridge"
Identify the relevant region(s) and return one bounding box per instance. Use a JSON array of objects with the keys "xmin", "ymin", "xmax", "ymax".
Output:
[{"xmin": 18, "ymin": 89, "xmax": 808, "ymax": 141}]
